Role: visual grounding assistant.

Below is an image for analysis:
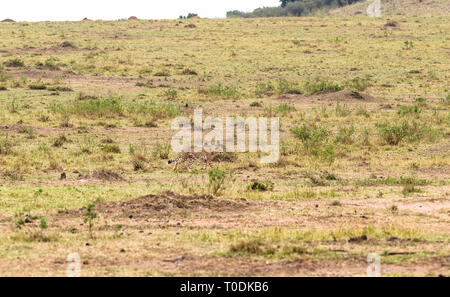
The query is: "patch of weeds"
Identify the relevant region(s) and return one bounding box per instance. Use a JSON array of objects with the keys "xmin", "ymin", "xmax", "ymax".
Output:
[
  {"xmin": 403, "ymin": 40, "xmax": 414, "ymax": 50},
  {"xmin": 84, "ymin": 203, "xmax": 98, "ymax": 239},
  {"xmin": 101, "ymin": 144, "xmax": 121, "ymax": 154},
  {"xmin": 377, "ymin": 120, "xmax": 441, "ymax": 145},
  {"xmin": 78, "ymin": 136, "xmax": 96, "ymax": 154},
  {"xmin": 207, "ymin": 168, "xmax": 234, "ymax": 196},
  {"xmin": 302, "ymin": 79, "xmax": 343, "ymax": 95},
  {"xmin": 200, "ymin": 84, "xmax": 239, "ymax": 99},
  {"xmin": 330, "ymin": 200, "xmax": 342, "ymax": 206},
  {"xmin": 163, "ymin": 89, "xmax": 178, "ymax": 100},
  {"xmin": 182, "ymin": 68, "xmax": 198, "ymax": 75},
  {"xmin": 255, "ymin": 82, "xmax": 275, "ymax": 97},
  {"xmin": 47, "ymin": 86, "xmax": 73, "ymax": 92},
  {"xmin": 36, "ymin": 59, "xmax": 59, "ymax": 70},
  {"xmin": 250, "ymin": 101, "xmax": 262, "ymax": 107},
  {"xmin": 402, "ymin": 184, "xmax": 422, "ymax": 196},
  {"xmin": 397, "ymin": 105, "xmax": 421, "ymax": 116},
  {"xmin": 355, "ymin": 105, "xmax": 370, "ymax": 118},
  {"xmin": 0, "ymin": 135, "xmax": 14, "ymax": 155},
  {"xmin": 276, "ymin": 103, "xmax": 296, "ymax": 115},
  {"xmin": 347, "ymin": 77, "xmax": 369, "ymax": 92},
  {"xmin": 77, "ymin": 92, "xmax": 99, "ymax": 100},
  {"xmin": 52, "ymin": 97, "xmax": 124, "ymax": 118},
  {"xmin": 128, "ymin": 101, "xmax": 184, "ymax": 120},
  {"xmin": 277, "ymin": 79, "xmax": 302, "ymax": 95},
  {"xmin": 130, "ymin": 145, "xmax": 149, "ymax": 171},
  {"xmin": 390, "ymin": 205, "xmax": 399, "ymax": 214},
  {"xmin": 151, "ymin": 142, "xmax": 171, "ymax": 160},
  {"xmin": 291, "ymin": 123, "xmax": 330, "ymax": 157},
  {"xmin": 247, "ymin": 180, "xmax": 274, "ymax": 192},
  {"xmin": 335, "ymin": 102, "xmax": 352, "ymax": 117},
  {"xmin": 52, "ymin": 134, "xmax": 69, "ymax": 147},
  {"xmin": 135, "ymin": 80, "xmax": 155, "ymax": 88},
  {"xmin": 18, "ymin": 127, "xmax": 35, "ymax": 139},
  {"xmin": 154, "ymin": 70, "xmax": 170, "ymax": 77},
  {"xmin": 7, "ymin": 100, "xmax": 19, "ymax": 113},
  {"xmin": 29, "ymin": 82, "xmax": 47, "ymax": 90},
  {"xmin": 228, "ymin": 240, "xmax": 266, "ymax": 256},
  {"xmin": 4, "ymin": 58, "xmax": 24, "ymax": 67},
  {"xmin": 335, "ymin": 126, "xmax": 355, "ymax": 145}
]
